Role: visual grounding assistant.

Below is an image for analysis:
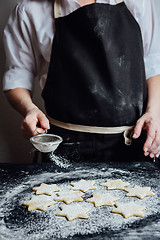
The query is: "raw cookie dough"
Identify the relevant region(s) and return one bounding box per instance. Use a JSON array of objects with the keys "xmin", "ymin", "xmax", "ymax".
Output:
[
  {"xmin": 32, "ymin": 183, "xmax": 60, "ymax": 195},
  {"xmin": 86, "ymin": 193, "xmax": 120, "ymax": 207},
  {"xmin": 22, "ymin": 195, "xmax": 55, "ymax": 211},
  {"xmin": 100, "ymin": 179, "xmax": 130, "ymax": 190},
  {"xmin": 112, "ymin": 202, "xmax": 146, "ymax": 218},
  {"xmin": 71, "ymin": 179, "xmax": 97, "ymax": 192},
  {"xmin": 56, "ymin": 203, "xmax": 91, "ymax": 221},
  {"xmin": 123, "ymin": 185, "xmax": 155, "ymax": 199},
  {"xmin": 55, "ymin": 191, "xmax": 84, "ymax": 204}
]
